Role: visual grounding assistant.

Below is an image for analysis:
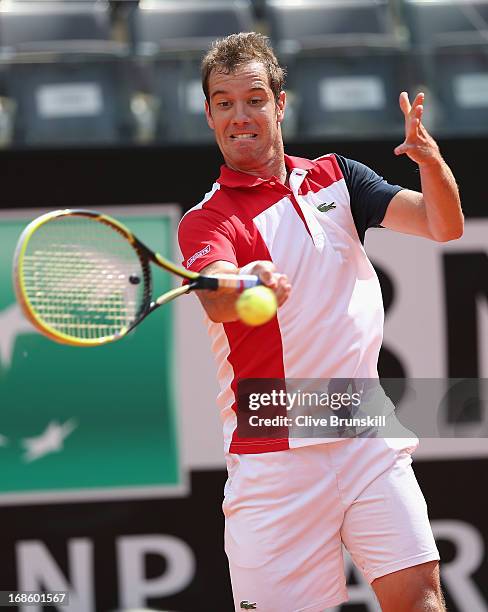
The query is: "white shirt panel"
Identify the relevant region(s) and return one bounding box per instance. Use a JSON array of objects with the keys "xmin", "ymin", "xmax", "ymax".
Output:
[{"xmin": 205, "ymin": 317, "xmax": 237, "ymax": 454}]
